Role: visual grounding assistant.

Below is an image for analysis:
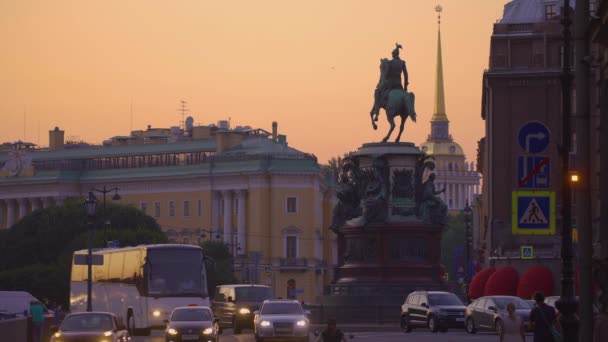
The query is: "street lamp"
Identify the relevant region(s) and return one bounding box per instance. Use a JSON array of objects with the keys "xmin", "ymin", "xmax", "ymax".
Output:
[
  {"xmin": 83, "ymin": 191, "xmax": 97, "ymax": 312},
  {"xmin": 90, "ymin": 186, "xmax": 121, "ymax": 243},
  {"xmin": 463, "ymin": 200, "xmax": 473, "ymax": 302},
  {"xmin": 199, "ymin": 229, "xmax": 222, "ymax": 241}
]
